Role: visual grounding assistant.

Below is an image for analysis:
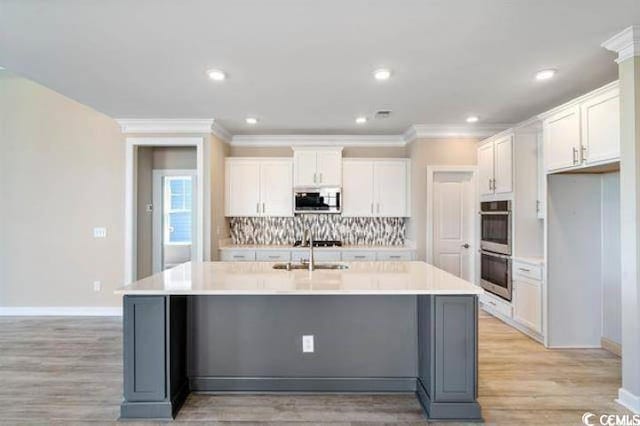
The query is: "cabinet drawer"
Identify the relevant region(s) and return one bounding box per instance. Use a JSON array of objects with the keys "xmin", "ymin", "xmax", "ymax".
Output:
[
  {"xmin": 220, "ymin": 250, "xmax": 256, "ymax": 262},
  {"xmin": 513, "ymin": 261, "xmax": 543, "ymax": 281},
  {"xmin": 376, "ymin": 251, "xmax": 413, "ymax": 261},
  {"xmin": 342, "ymin": 251, "xmax": 376, "ymax": 261},
  {"xmin": 256, "ymin": 251, "xmax": 291, "ymax": 262},
  {"xmin": 481, "ymin": 294, "xmax": 512, "ymax": 318},
  {"xmin": 291, "ymin": 250, "xmax": 341, "ymax": 262}
]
